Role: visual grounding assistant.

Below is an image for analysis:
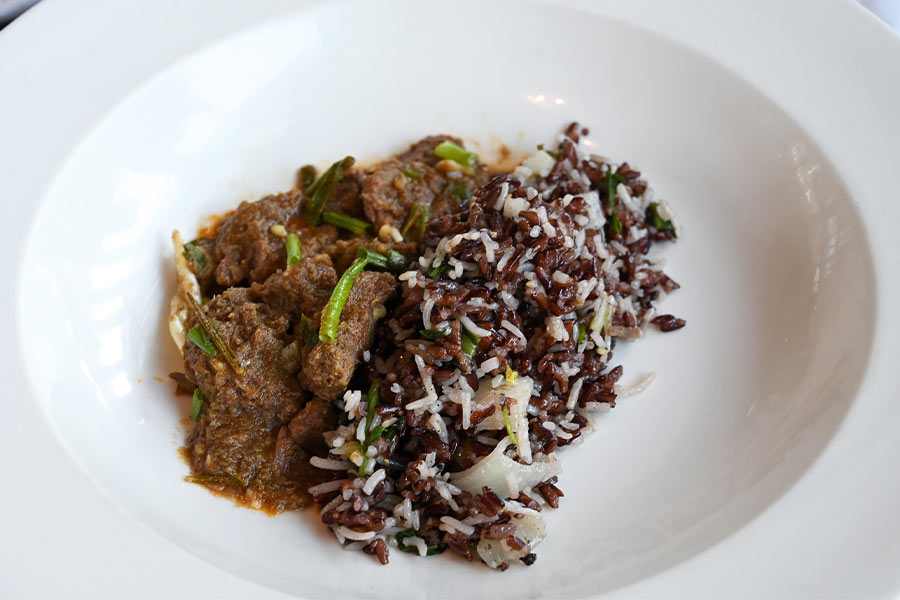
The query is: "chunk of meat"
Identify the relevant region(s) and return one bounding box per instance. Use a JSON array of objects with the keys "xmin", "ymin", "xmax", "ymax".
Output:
[
  {"xmin": 288, "ymin": 397, "xmax": 337, "ymax": 456},
  {"xmin": 182, "ymin": 236, "xmax": 217, "ymax": 290},
  {"xmin": 184, "ymin": 288, "xmax": 317, "ymax": 510},
  {"xmin": 325, "ymin": 170, "xmax": 366, "ymax": 219},
  {"xmin": 213, "ymin": 191, "xmax": 342, "ymax": 287},
  {"xmin": 213, "ymin": 192, "xmax": 299, "ymax": 287},
  {"xmin": 361, "ymin": 136, "xmax": 490, "ymax": 230},
  {"xmin": 323, "ymin": 237, "xmax": 417, "ymax": 273},
  {"xmin": 250, "ymin": 254, "xmax": 337, "ymax": 318},
  {"xmin": 299, "ymin": 271, "xmax": 396, "ymax": 399},
  {"xmin": 361, "ymin": 160, "xmax": 436, "ymax": 230},
  {"xmin": 273, "ymin": 400, "xmax": 337, "ymax": 491},
  {"xmin": 396, "ymin": 135, "xmax": 463, "ymax": 167}
]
